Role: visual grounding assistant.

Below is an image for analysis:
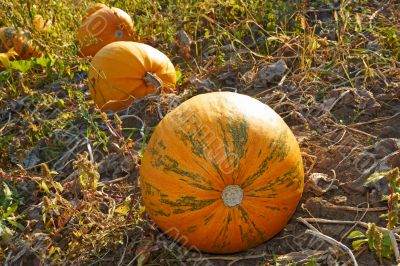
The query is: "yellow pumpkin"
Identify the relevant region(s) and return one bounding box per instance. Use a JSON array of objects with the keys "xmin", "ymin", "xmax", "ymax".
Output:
[
  {"xmin": 140, "ymin": 92, "xmax": 304, "ymax": 253},
  {"xmin": 88, "ymin": 41, "xmax": 176, "ymax": 111},
  {"xmin": 77, "ymin": 5, "xmax": 136, "ymax": 57}
]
